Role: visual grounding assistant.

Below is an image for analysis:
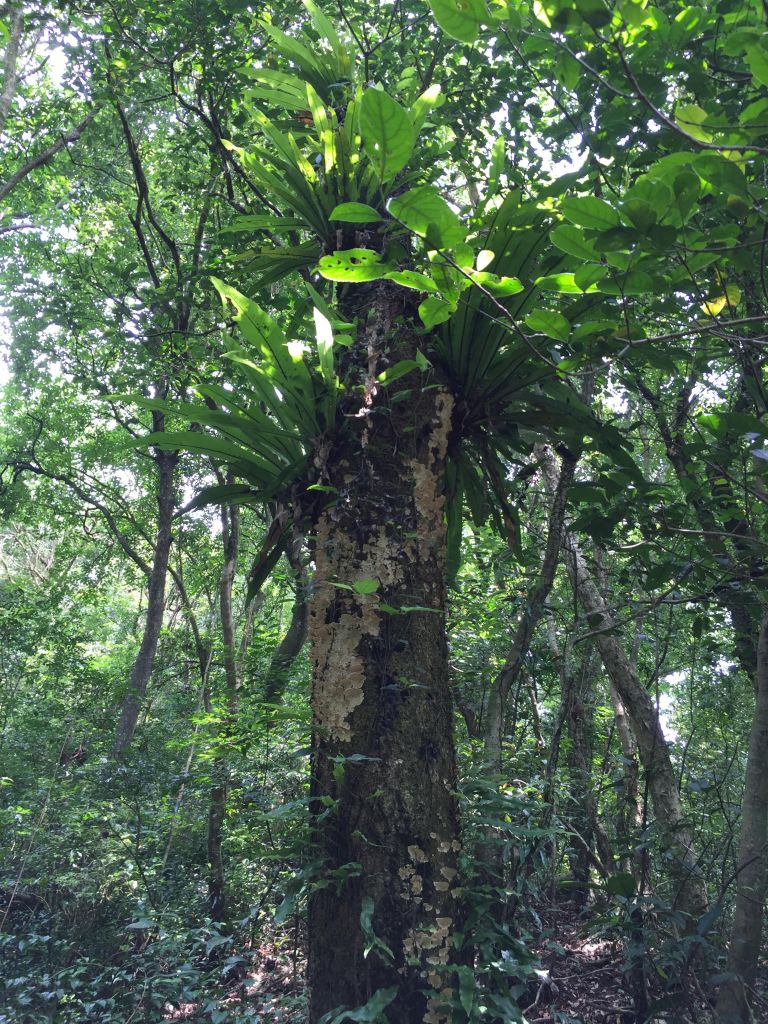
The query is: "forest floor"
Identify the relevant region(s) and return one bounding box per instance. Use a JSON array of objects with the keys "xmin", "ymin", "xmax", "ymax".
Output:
[
  {"xmin": 164, "ymin": 899, "xmax": 762, "ymax": 1023},
  {"xmin": 523, "ymin": 900, "xmax": 633, "ymax": 1023}
]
